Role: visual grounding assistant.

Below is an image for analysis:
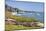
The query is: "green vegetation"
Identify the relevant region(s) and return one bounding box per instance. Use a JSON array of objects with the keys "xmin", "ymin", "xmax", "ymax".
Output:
[
  {"xmin": 5, "ymin": 24, "xmax": 41, "ymax": 31},
  {"xmin": 5, "ymin": 11, "xmax": 38, "ymax": 22},
  {"xmin": 5, "ymin": 11, "xmax": 42, "ymax": 31},
  {"xmin": 9, "ymin": 15, "xmax": 38, "ymax": 22}
]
